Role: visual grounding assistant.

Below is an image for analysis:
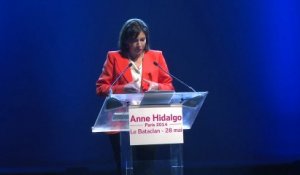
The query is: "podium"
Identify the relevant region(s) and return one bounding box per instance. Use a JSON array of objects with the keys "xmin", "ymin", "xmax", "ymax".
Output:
[{"xmin": 92, "ymin": 91, "xmax": 207, "ymax": 175}]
